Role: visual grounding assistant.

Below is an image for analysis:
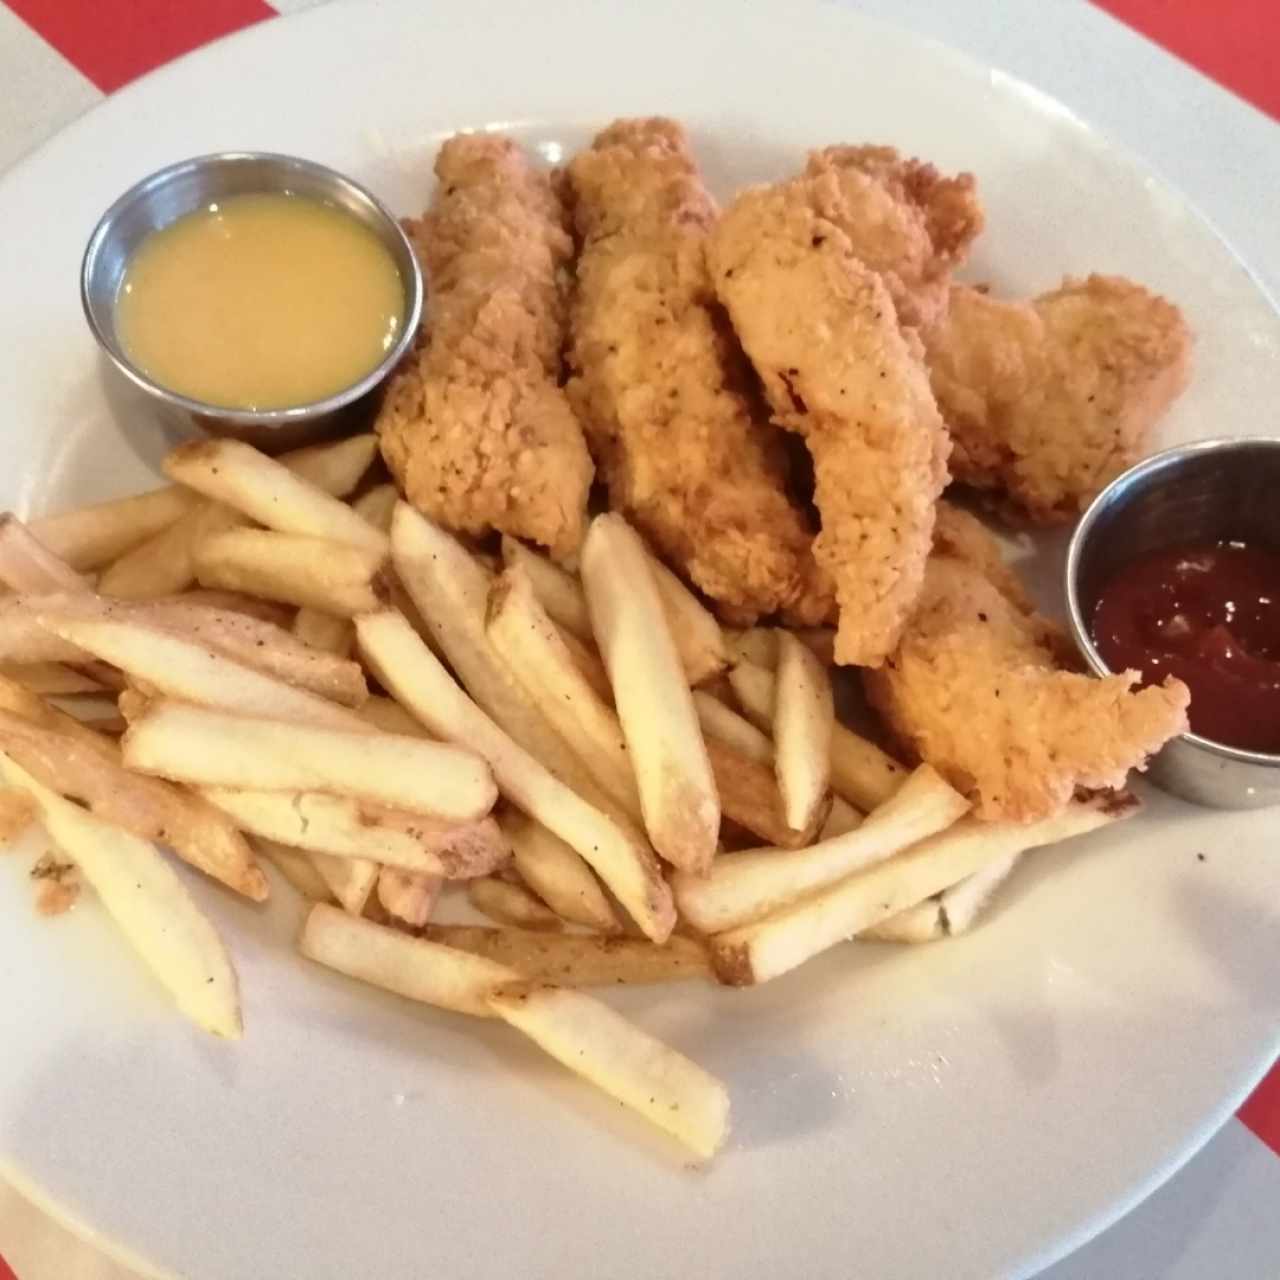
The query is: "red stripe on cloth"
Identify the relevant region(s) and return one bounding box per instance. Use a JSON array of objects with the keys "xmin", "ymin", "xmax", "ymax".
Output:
[
  {"xmin": 0, "ymin": 1249, "xmax": 17, "ymax": 1280},
  {"xmin": 5, "ymin": 0, "xmax": 277, "ymax": 94},
  {"xmin": 1092, "ymin": 0, "xmax": 1280, "ymax": 122},
  {"xmin": 1239, "ymin": 1060, "xmax": 1280, "ymax": 1156}
]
